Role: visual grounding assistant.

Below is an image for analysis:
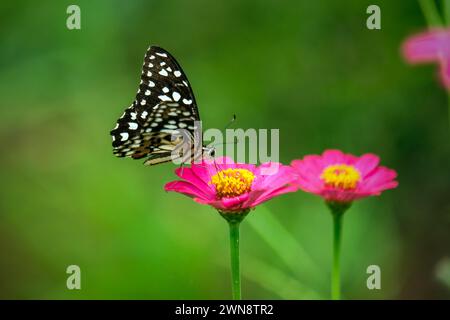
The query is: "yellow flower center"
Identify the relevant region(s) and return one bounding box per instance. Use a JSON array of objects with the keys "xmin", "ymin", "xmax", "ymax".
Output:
[
  {"xmin": 210, "ymin": 168, "xmax": 255, "ymax": 198},
  {"xmin": 321, "ymin": 164, "xmax": 361, "ymax": 190}
]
